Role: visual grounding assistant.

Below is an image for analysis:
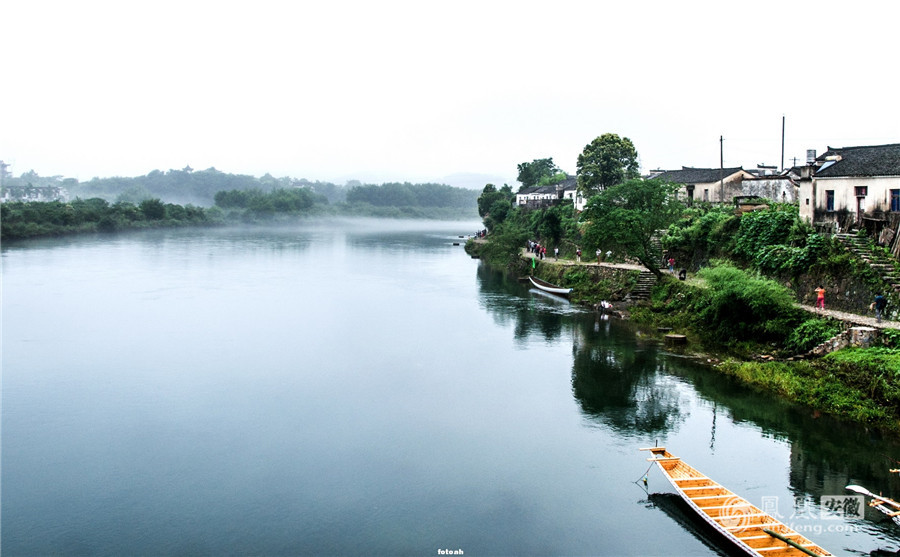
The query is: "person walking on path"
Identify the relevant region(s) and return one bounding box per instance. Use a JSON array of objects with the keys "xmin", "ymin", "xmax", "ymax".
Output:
[
  {"xmin": 667, "ymin": 257, "xmax": 675, "ymax": 274},
  {"xmin": 873, "ymin": 293, "xmax": 887, "ymax": 322},
  {"xmin": 576, "ymin": 248, "xmax": 582, "ymax": 262},
  {"xmin": 596, "ymin": 248, "xmax": 601, "ymax": 264},
  {"xmin": 554, "ymin": 246, "xmax": 559, "ymax": 260},
  {"xmin": 814, "ymin": 285, "xmax": 826, "ymax": 311}
]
